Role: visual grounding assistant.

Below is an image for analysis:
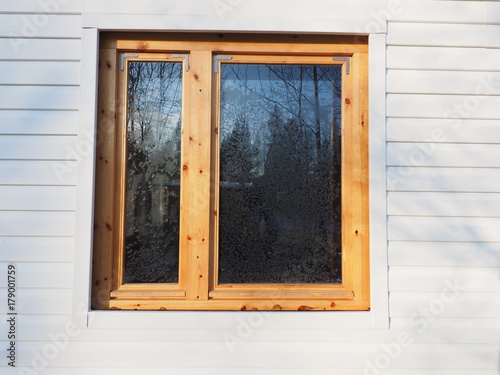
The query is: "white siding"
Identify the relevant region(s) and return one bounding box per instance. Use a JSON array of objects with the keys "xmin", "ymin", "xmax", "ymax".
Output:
[
  {"xmin": 1, "ymin": 1, "xmax": 499, "ymax": 375},
  {"xmin": 0, "ymin": 5, "xmax": 81, "ymax": 374},
  {"xmin": 385, "ymin": 14, "xmax": 500, "ymax": 375}
]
